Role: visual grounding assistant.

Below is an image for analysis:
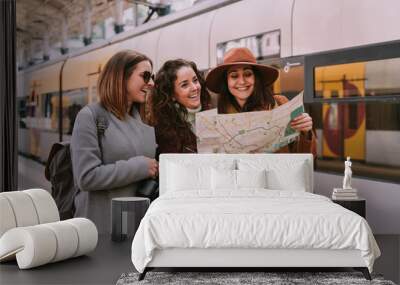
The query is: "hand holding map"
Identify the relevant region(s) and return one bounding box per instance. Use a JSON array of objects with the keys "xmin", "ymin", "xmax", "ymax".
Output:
[{"xmin": 195, "ymin": 91, "xmax": 305, "ymax": 153}]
